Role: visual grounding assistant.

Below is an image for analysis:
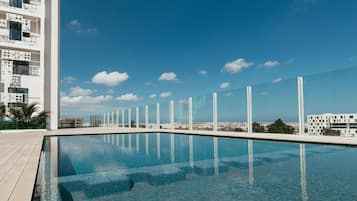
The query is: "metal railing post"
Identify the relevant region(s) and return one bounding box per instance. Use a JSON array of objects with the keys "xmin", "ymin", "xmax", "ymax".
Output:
[
  {"xmin": 136, "ymin": 107, "xmax": 139, "ymax": 128},
  {"xmin": 298, "ymin": 76, "xmax": 305, "ymax": 135},
  {"xmin": 156, "ymin": 103, "xmax": 160, "ymax": 129},
  {"xmin": 128, "ymin": 108, "xmax": 131, "ymax": 128},
  {"xmin": 145, "ymin": 105, "xmax": 149, "ymax": 129},
  {"xmin": 188, "ymin": 97, "xmax": 193, "ymax": 130},
  {"xmin": 170, "ymin": 100, "xmax": 174, "ymax": 130},
  {"xmin": 213, "ymin": 92, "xmax": 218, "ymax": 132},
  {"xmin": 247, "ymin": 86, "xmax": 253, "ymax": 133},
  {"xmin": 121, "ymin": 109, "xmax": 125, "ymax": 128}
]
